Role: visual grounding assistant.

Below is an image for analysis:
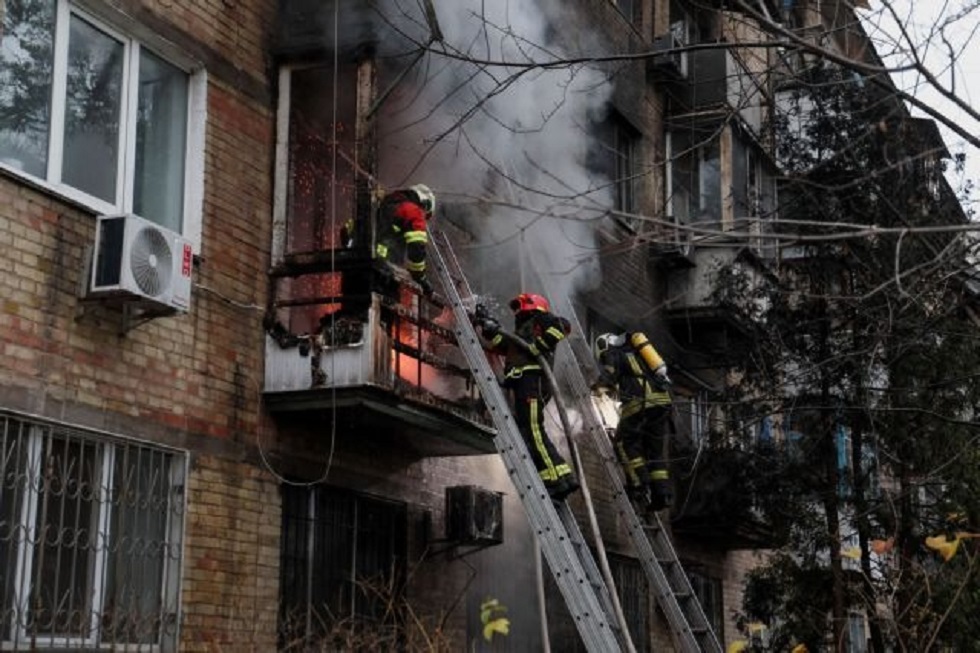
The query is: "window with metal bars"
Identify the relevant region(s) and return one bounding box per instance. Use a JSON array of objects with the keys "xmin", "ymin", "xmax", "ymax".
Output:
[
  {"xmin": 278, "ymin": 484, "xmax": 408, "ymax": 649},
  {"xmin": 611, "ymin": 554, "xmax": 650, "ymax": 652},
  {"xmin": 0, "ymin": 411, "xmax": 185, "ymax": 651},
  {"xmin": 687, "ymin": 568, "xmax": 724, "ymax": 642}
]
